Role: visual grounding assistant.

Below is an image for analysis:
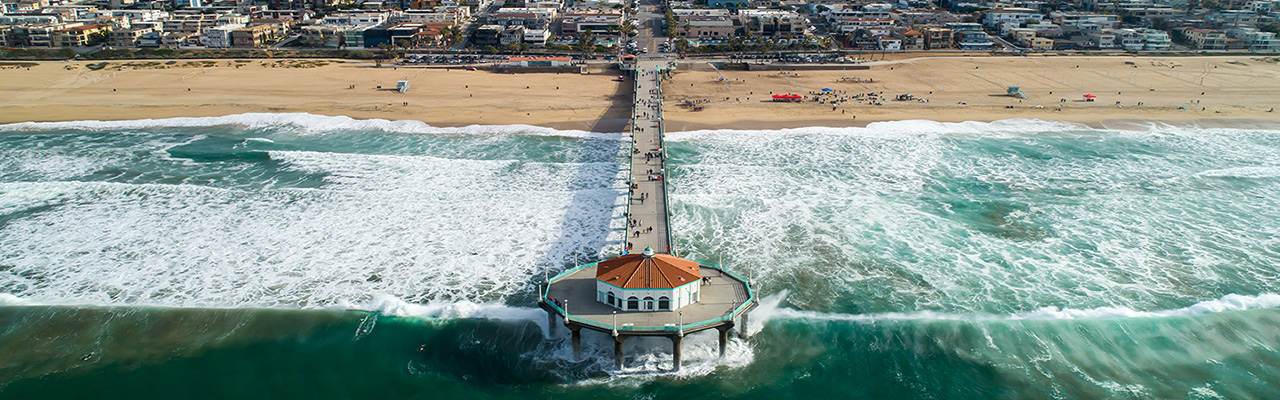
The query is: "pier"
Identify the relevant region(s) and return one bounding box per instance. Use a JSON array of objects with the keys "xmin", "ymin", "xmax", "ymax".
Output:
[{"xmin": 538, "ymin": 59, "xmax": 757, "ymax": 371}]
